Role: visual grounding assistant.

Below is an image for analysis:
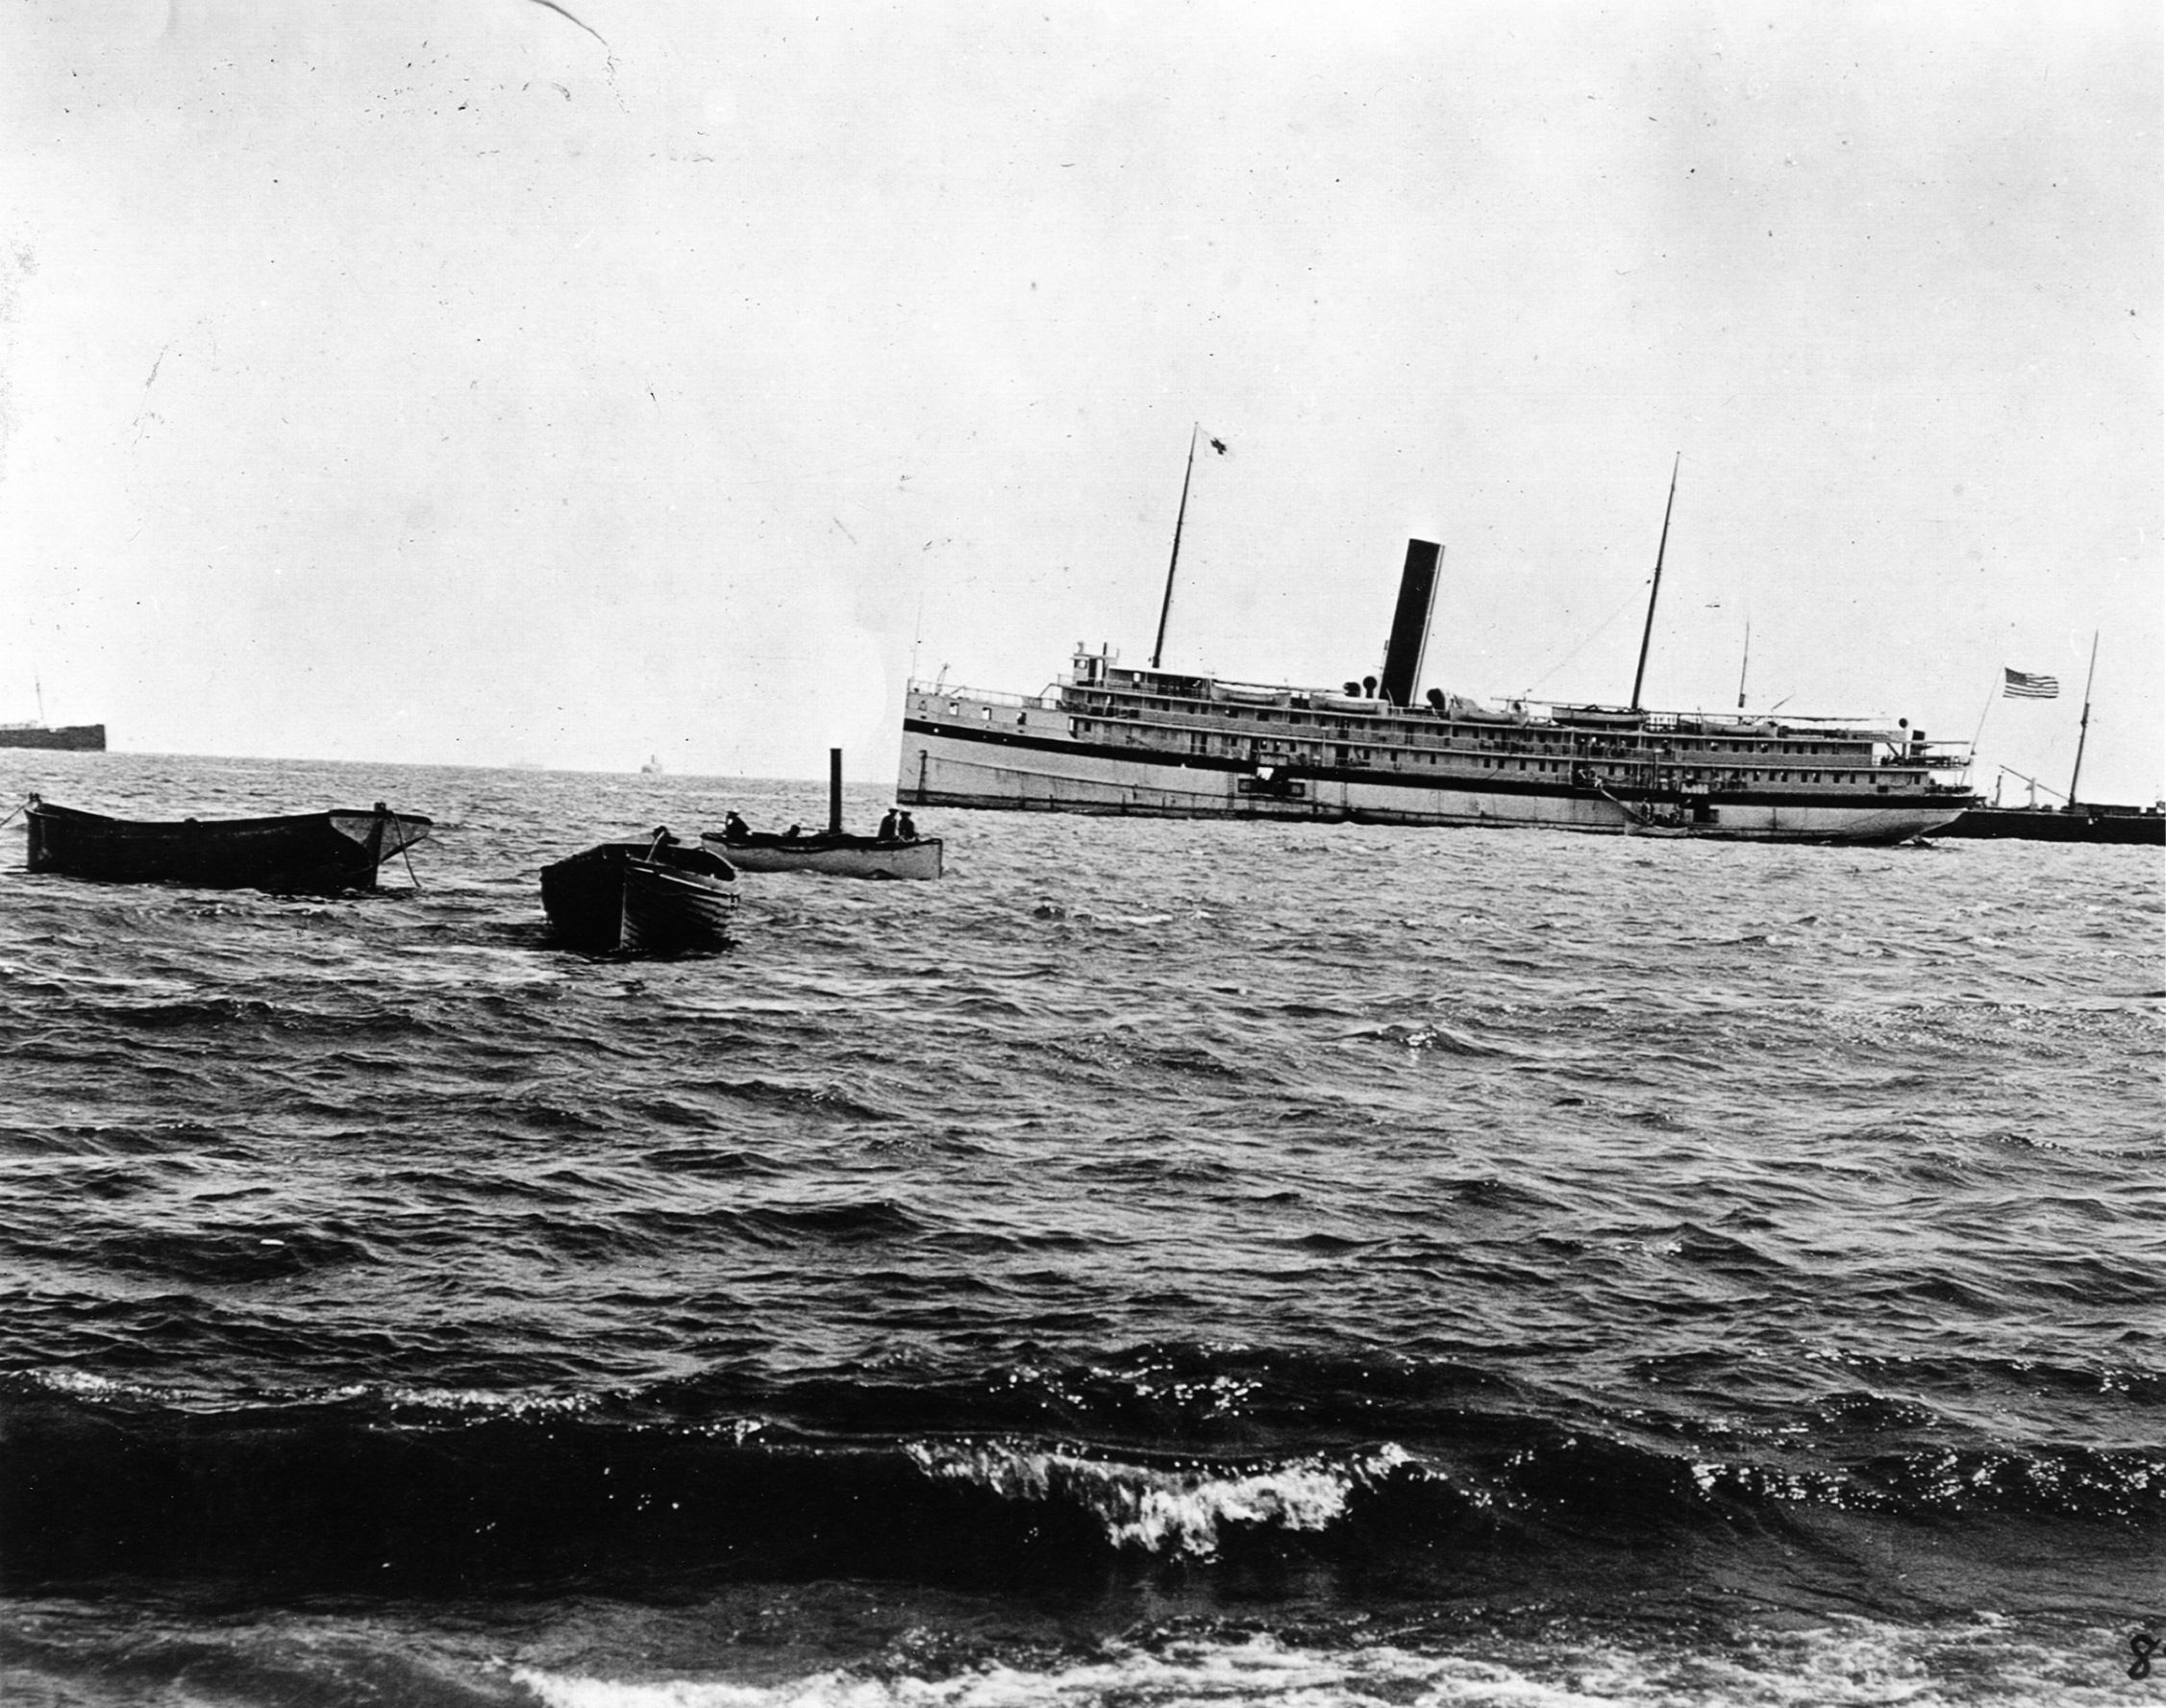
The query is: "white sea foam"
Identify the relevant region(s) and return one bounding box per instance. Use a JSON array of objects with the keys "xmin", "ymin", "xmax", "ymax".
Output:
[
  {"xmin": 25, "ymin": 1367, "xmax": 371, "ymax": 1412},
  {"xmin": 510, "ymin": 1619, "xmax": 2142, "ymax": 1707},
  {"xmin": 30, "ymin": 1367, "xmax": 153, "ymax": 1400},
  {"xmin": 903, "ymin": 1439, "xmax": 1410, "ymax": 1557},
  {"xmin": 385, "ymin": 1385, "xmax": 596, "ymax": 1418}
]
